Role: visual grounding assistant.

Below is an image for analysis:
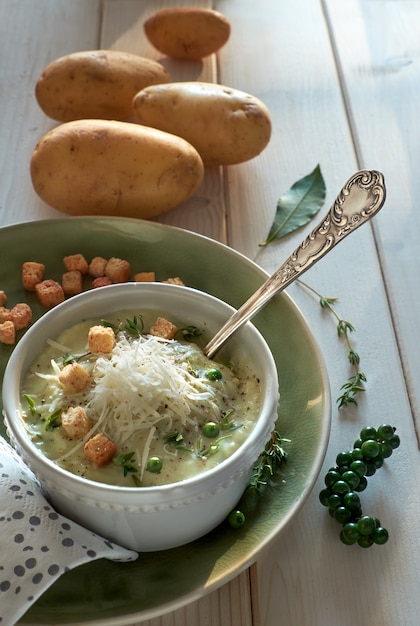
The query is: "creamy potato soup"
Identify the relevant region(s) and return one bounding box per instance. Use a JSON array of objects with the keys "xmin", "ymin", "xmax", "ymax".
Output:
[{"xmin": 21, "ymin": 310, "xmax": 263, "ymax": 487}]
